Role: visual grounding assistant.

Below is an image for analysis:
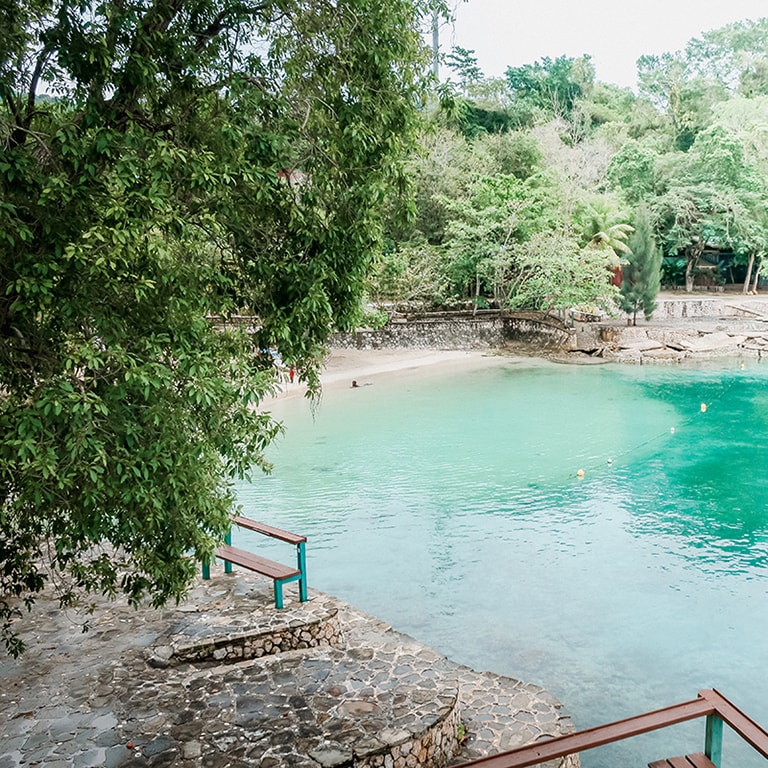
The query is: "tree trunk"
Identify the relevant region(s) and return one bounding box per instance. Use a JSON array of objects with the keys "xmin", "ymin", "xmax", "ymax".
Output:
[
  {"xmin": 685, "ymin": 259, "xmax": 694, "ymax": 293},
  {"xmin": 473, "ymin": 272, "xmax": 480, "ymax": 317},
  {"xmin": 743, "ymin": 253, "xmax": 755, "ymax": 294},
  {"xmin": 431, "ymin": 10, "xmax": 440, "ymax": 79},
  {"xmin": 685, "ymin": 243, "xmax": 704, "ymax": 293},
  {"xmin": 753, "ymin": 264, "xmax": 761, "ymax": 293}
]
